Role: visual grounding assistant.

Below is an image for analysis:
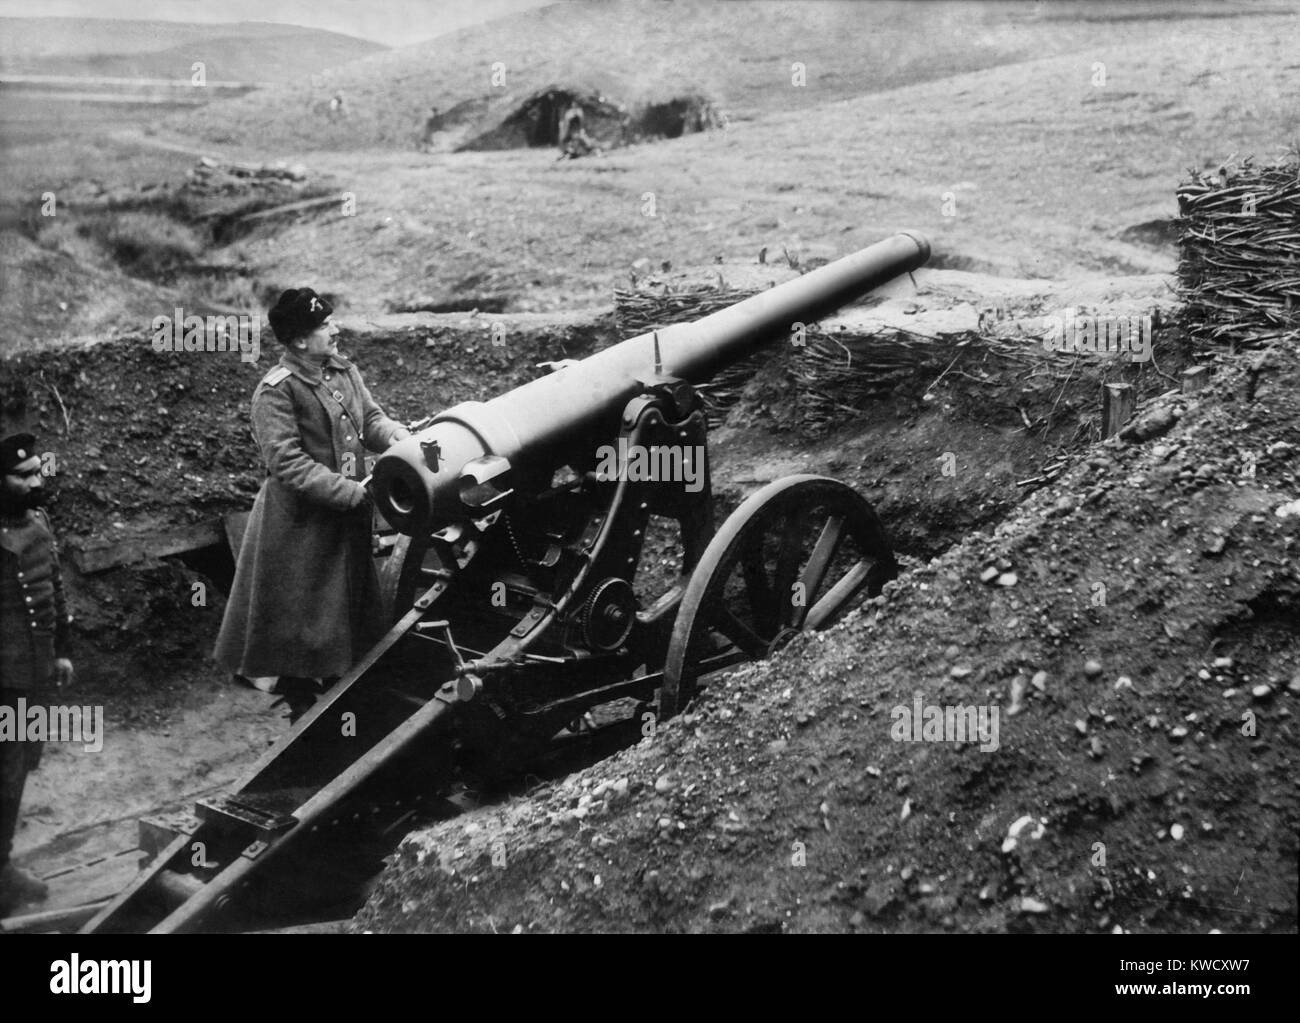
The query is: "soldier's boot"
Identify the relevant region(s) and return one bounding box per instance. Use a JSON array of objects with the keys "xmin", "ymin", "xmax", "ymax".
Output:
[
  {"xmin": 272, "ymin": 677, "xmax": 321, "ymax": 724},
  {"xmin": 0, "ymin": 862, "xmax": 48, "ymax": 916},
  {"xmin": 234, "ymin": 674, "xmax": 279, "ymax": 693}
]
